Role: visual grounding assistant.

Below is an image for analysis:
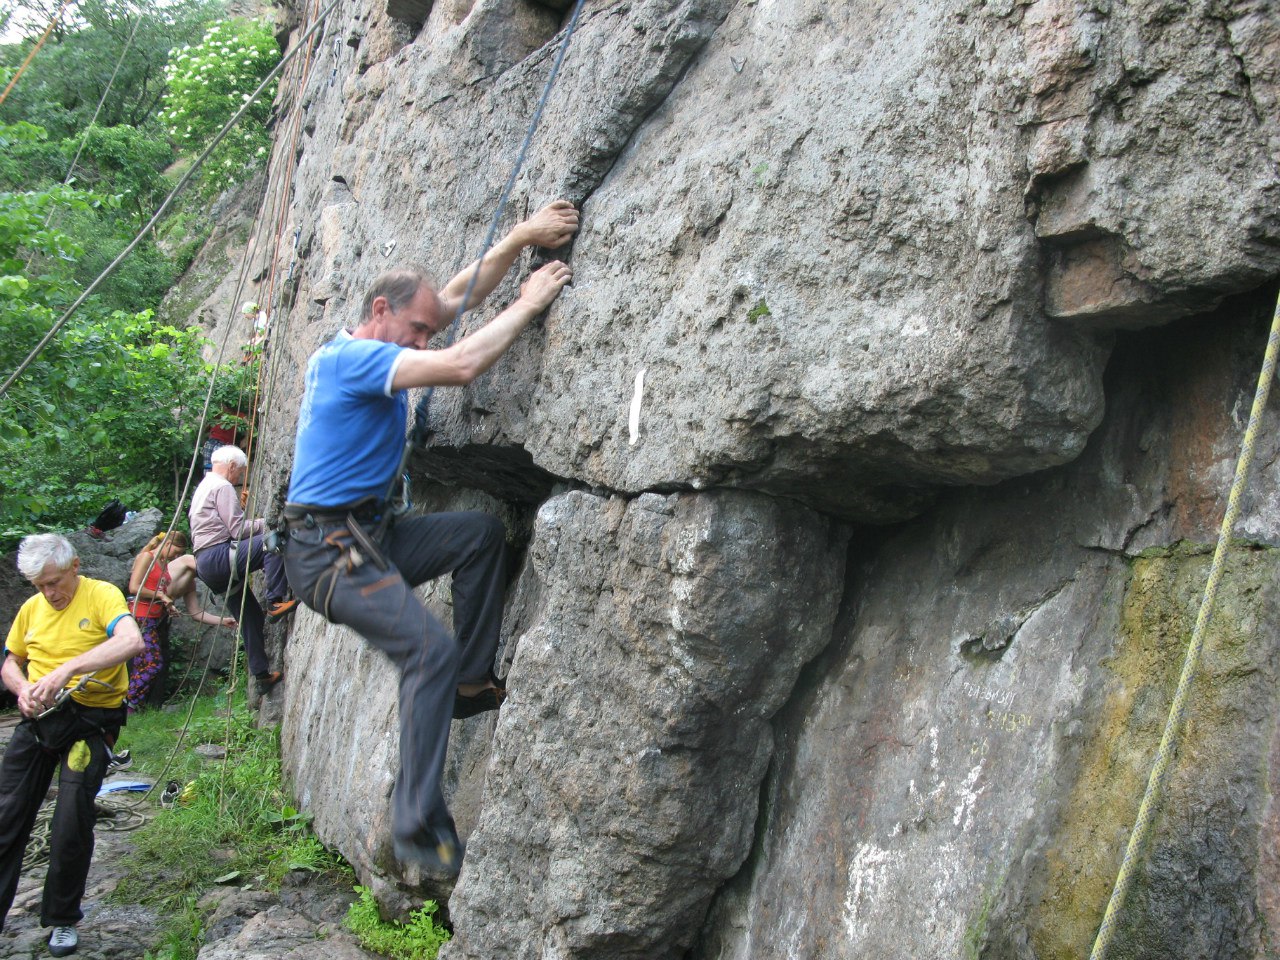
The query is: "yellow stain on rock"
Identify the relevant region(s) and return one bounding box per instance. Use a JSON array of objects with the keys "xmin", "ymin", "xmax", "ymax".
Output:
[{"xmin": 1028, "ymin": 544, "xmax": 1274, "ymax": 959}]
